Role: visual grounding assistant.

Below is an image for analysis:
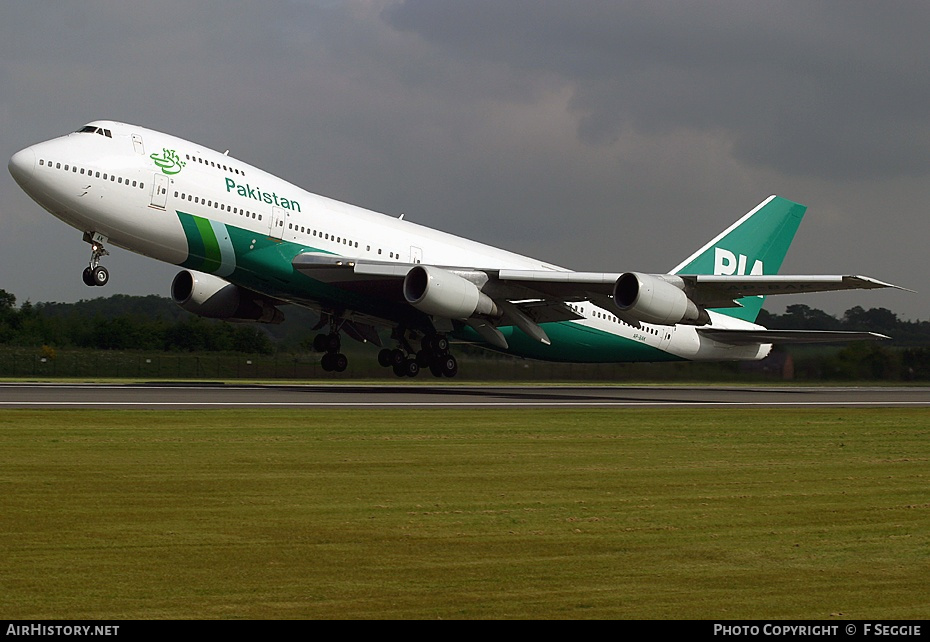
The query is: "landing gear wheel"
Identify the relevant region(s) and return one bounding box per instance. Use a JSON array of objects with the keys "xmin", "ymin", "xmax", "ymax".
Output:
[
  {"xmin": 321, "ymin": 352, "xmax": 335, "ymax": 371},
  {"xmin": 390, "ymin": 349, "xmax": 406, "ymax": 367},
  {"xmin": 92, "ymin": 266, "xmax": 109, "ymax": 287},
  {"xmin": 378, "ymin": 348, "xmax": 393, "ymax": 368},
  {"xmin": 404, "ymin": 358, "xmax": 420, "ymax": 378},
  {"xmin": 313, "ymin": 333, "xmax": 328, "ymax": 353},
  {"xmin": 439, "ymin": 354, "xmax": 458, "ymax": 378},
  {"xmin": 82, "ymin": 267, "xmax": 95, "ymax": 287},
  {"xmin": 321, "ymin": 352, "xmax": 348, "ymax": 373}
]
